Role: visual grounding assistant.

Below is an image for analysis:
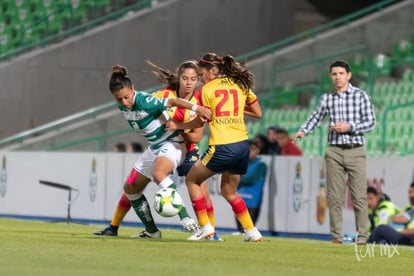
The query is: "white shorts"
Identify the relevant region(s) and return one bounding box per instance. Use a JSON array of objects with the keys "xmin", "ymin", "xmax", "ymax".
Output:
[{"xmin": 133, "ymin": 142, "xmax": 186, "ymax": 180}]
